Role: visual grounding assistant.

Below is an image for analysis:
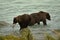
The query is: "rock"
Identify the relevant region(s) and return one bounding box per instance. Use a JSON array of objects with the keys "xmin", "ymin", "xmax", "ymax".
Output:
[{"xmin": 0, "ymin": 21, "xmax": 9, "ymax": 27}]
